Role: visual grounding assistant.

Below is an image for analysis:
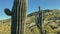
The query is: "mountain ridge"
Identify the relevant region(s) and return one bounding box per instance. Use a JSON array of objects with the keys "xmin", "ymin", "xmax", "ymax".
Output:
[{"xmin": 0, "ymin": 9, "xmax": 60, "ymax": 34}]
